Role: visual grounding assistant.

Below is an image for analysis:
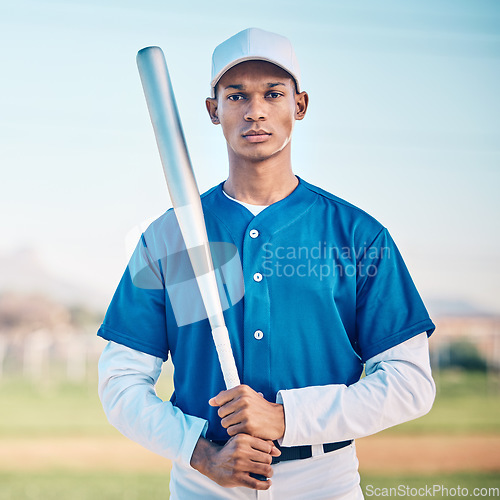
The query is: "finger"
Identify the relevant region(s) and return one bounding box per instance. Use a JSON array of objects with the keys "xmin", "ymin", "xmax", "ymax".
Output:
[
  {"xmin": 209, "ymin": 390, "xmax": 232, "ymax": 407},
  {"xmin": 249, "ymin": 438, "xmax": 276, "ymax": 454},
  {"xmin": 217, "ymin": 399, "xmax": 241, "ymax": 419},
  {"xmin": 264, "ymin": 440, "xmax": 281, "ymax": 457},
  {"xmin": 208, "ymin": 393, "xmax": 224, "ymax": 407},
  {"xmin": 220, "ymin": 406, "xmax": 246, "ymax": 428},
  {"xmin": 250, "ymin": 440, "xmax": 281, "ymax": 457},
  {"xmin": 222, "ymin": 419, "xmax": 241, "ymax": 434},
  {"xmin": 224, "ymin": 422, "xmax": 242, "ymax": 436},
  {"xmin": 248, "ymin": 461, "xmax": 274, "ymax": 478},
  {"xmin": 224, "ymin": 421, "xmax": 260, "ymax": 438},
  {"xmin": 246, "ymin": 447, "xmax": 274, "ymax": 465},
  {"xmin": 209, "ymin": 385, "xmax": 246, "ymax": 407},
  {"xmin": 228, "ymin": 440, "xmax": 273, "ymax": 464},
  {"xmin": 228, "ymin": 435, "xmax": 274, "ymax": 464},
  {"xmin": 238, "ymin": 473, "xmax": 272, "ymax": 491},
  {"xmin": 223, "ymin": 420, "xmax": 247, "ymax": 436}
]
